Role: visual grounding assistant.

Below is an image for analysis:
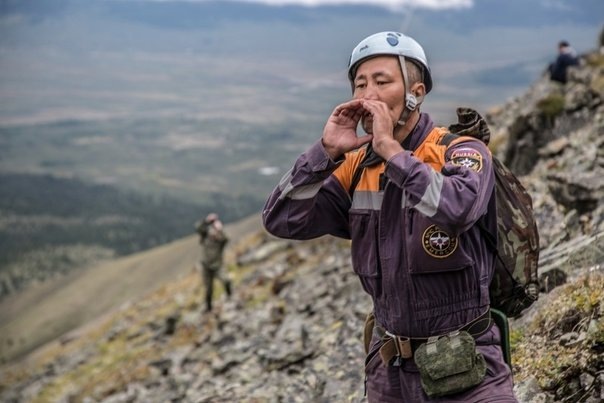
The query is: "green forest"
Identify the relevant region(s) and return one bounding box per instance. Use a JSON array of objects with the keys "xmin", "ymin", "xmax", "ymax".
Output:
[{"xmin": 0, "ymin": 173, "xmax": 262, "ymax": 298}]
